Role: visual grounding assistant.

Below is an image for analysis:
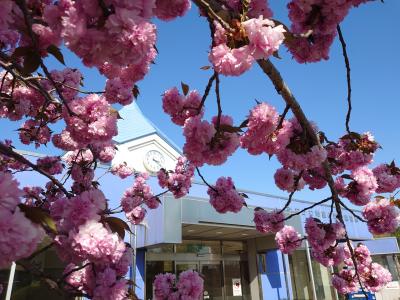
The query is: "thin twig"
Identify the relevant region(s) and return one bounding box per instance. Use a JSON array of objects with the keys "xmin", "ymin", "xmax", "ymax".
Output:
[
  {"xmin": 0, "ymin": 143, "xmax": 72, "ymax": 197},
  {"xmin": 338, "ymin": 199, "xmax": 367, "ymax": 222},
  {"xmin": 283, "ymin": 197, "xmax": 332, "ymax": 221},
  {"xmin": 197, "ymin": 73, "xmax": 216, "ymax": 112},
  {"xmin": 214, "ymin": 72, "xmax": 222, "ymax": 130},
  {"xmin": 196, "ymin": 167, "xmax": 217, "ymax": 192},
  {"xmin": 337, "ymin": 25, "xmax": 352, "ymax": 134},
  {"xmin": 278, "ymin": 170, "xmax": 304, "ymax": 214}
]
